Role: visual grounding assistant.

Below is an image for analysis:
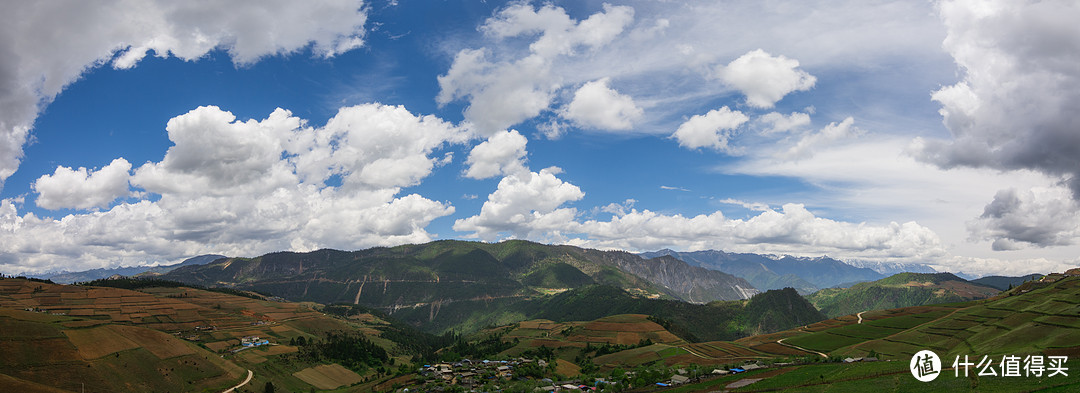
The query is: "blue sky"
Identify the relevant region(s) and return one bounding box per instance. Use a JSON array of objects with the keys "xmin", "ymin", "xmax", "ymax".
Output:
[{"xmin": 2, "ymin": 0, "xmax": 1079, "ymax": 277}]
